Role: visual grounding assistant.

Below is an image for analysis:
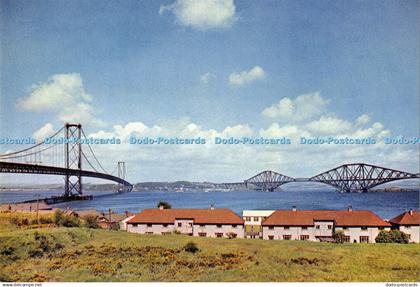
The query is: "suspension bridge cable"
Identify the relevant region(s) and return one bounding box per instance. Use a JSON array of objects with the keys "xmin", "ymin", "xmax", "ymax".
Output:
[
  {"xmin": 81, "ymin": 128, "xmax": 108, "ymax": 174},
  {"xmin": 0, "ymin": 126, "xmax": 65, "ymax": 158}
]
